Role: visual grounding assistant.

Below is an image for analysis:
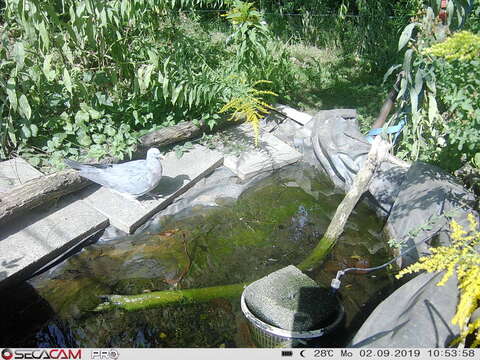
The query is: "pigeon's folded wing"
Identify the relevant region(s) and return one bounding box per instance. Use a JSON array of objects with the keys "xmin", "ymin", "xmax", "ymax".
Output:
[{"xmin": 78, "ymin": 161, "xmax": 154, "ymax": 196}]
